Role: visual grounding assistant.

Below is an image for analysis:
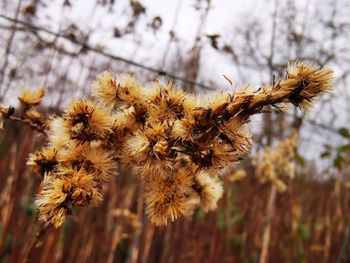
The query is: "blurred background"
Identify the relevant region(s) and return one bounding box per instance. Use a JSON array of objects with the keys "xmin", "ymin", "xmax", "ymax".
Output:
[{"xmin": 1, "ymin": 0, "xmax": 350, "ymax": 262}]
